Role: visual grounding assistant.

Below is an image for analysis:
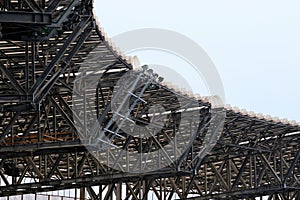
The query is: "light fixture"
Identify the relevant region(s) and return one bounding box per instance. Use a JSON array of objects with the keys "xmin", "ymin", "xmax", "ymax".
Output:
[
  {"xmin": 158, "ymin": 77, "xmax": 164, "ymax": 82},
  {"xmin": 141, "ymin": 65, "xmax": 148, "ymax": 72}
]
